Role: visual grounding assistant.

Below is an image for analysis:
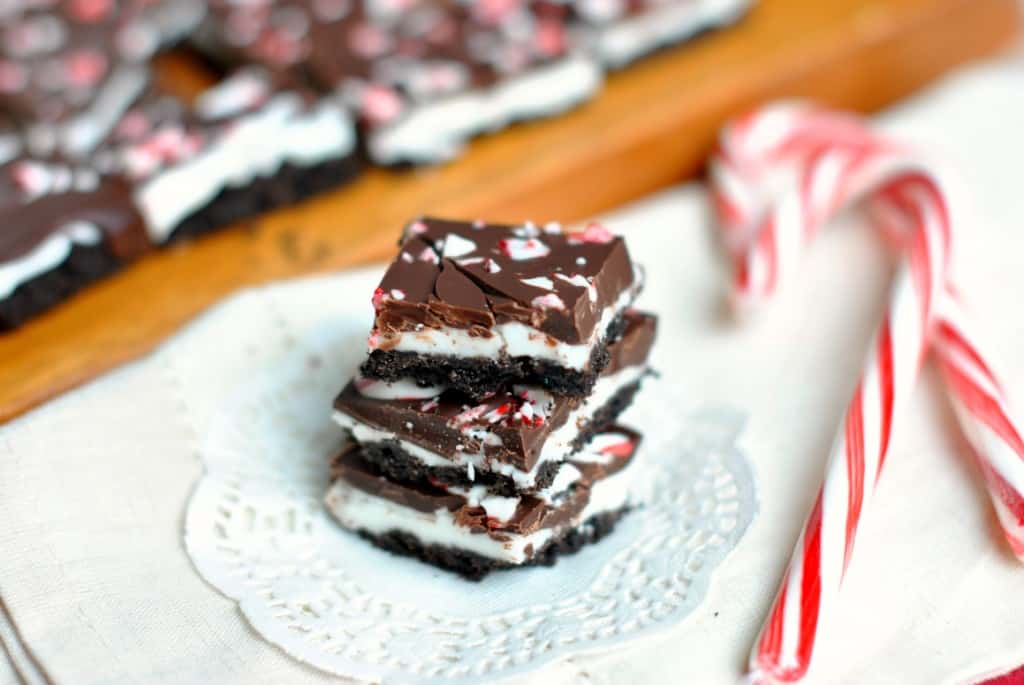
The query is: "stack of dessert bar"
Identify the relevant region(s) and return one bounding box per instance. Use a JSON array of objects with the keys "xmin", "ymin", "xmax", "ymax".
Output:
[{"xmin": 325, "ymin": 217, "xmax": 657, "ymax": 578}]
